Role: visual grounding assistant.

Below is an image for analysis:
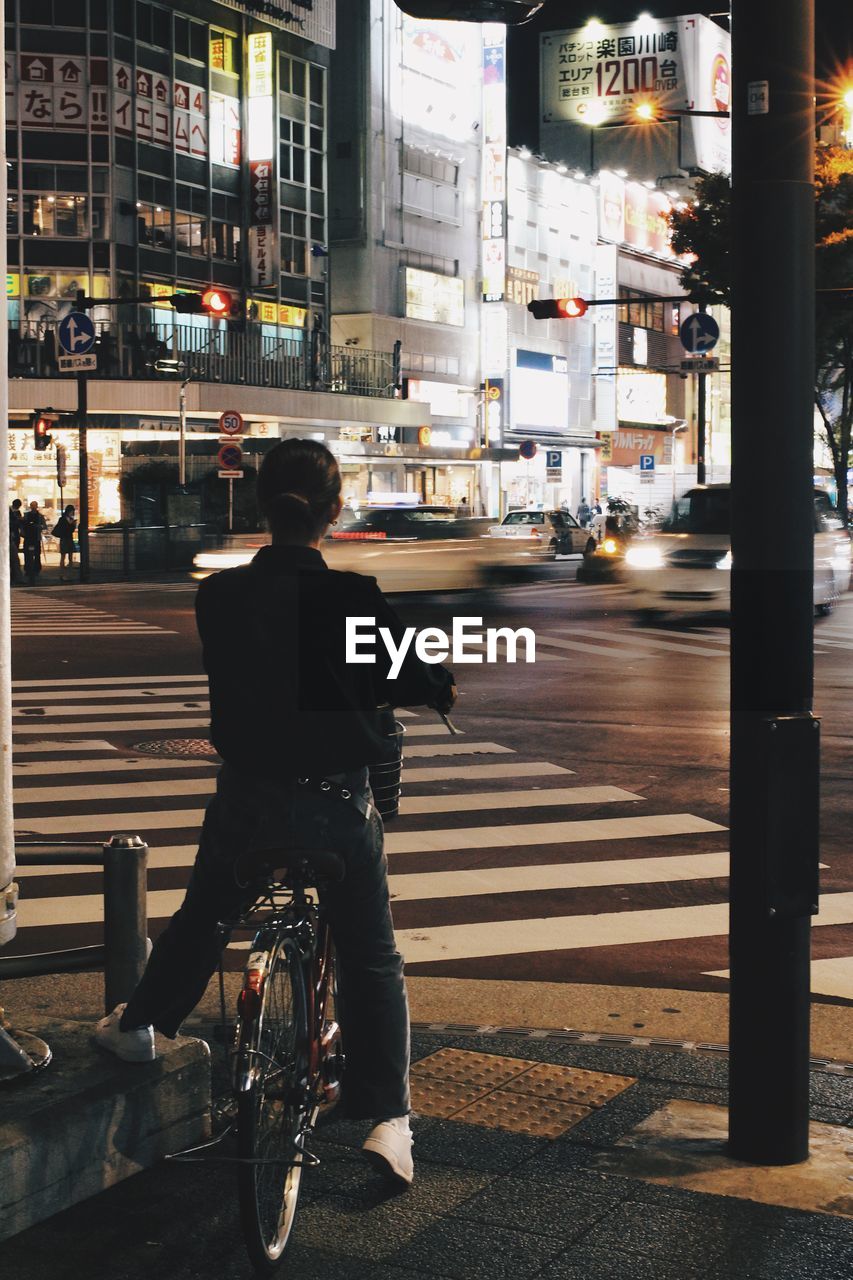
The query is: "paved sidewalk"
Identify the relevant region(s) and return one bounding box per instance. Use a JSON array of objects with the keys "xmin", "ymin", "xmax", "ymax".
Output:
[{"xmin": 2, "ymin": 1025, "xmax": 851, "ymax": 1280}]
